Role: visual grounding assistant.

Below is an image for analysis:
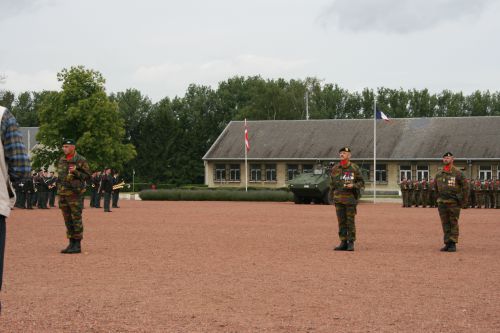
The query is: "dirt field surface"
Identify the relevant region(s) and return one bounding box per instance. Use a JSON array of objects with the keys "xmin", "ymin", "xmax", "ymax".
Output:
[{"xmin": 1, "ymin": 200, "xmax": 499, "ymax": 332}]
